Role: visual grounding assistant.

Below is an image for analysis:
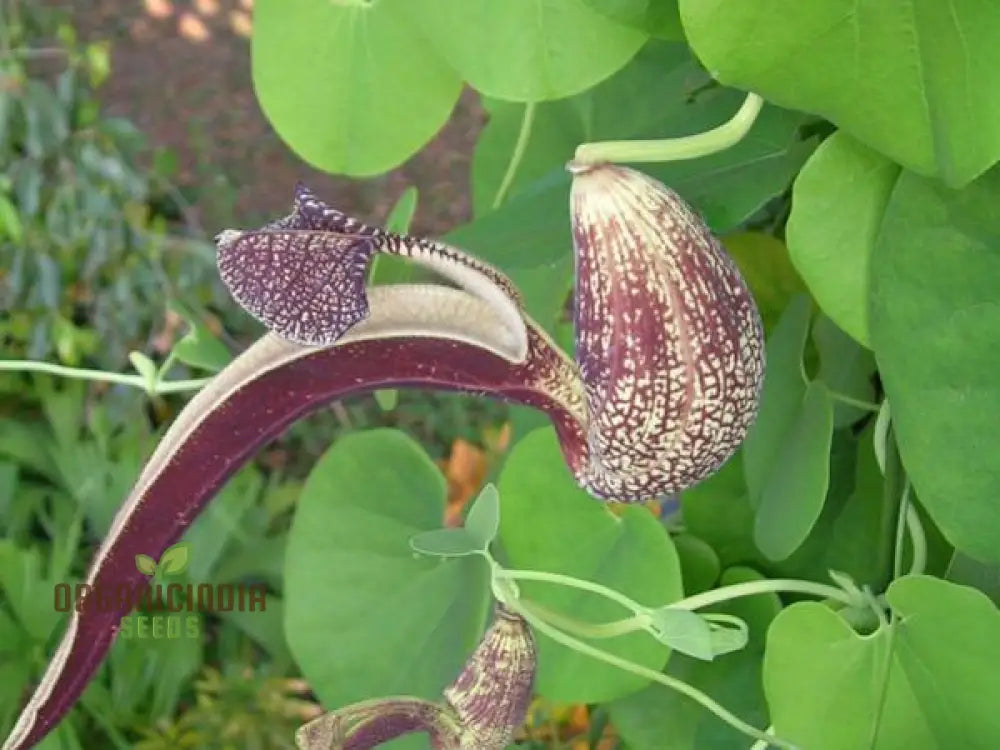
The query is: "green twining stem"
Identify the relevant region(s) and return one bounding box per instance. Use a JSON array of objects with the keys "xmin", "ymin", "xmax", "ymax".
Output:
[
  {"xmin": 0, "ymin": 359, "xmax": 210, "ymax": 394},
  {"xmin": 493, "ymin": 101, "xmax": 537, "ymax": 209},
  {"xmin": 494, "ymin": 568, "xmax": 647, "ymax": 616},
  {"xmin": 504, "ymin": 597, "xmax": 799, "ymax": 750},
  {"xmin": 572, "ymin": 92, "xmax": 764, "ymax": 166},
  {"xmin": 514, "ymin": 598, "xmax": 645, "ymax": 640}
]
